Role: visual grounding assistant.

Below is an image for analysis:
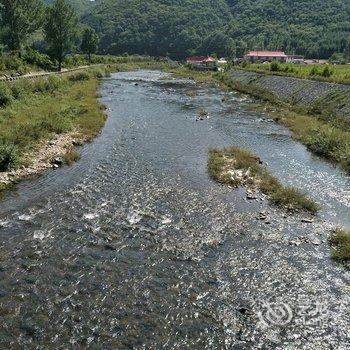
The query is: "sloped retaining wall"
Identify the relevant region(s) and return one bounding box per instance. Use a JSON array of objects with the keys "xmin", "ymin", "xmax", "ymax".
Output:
[{"xmin": 229, "ymin": 69, "xmax": 350, "ymax": 119}]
